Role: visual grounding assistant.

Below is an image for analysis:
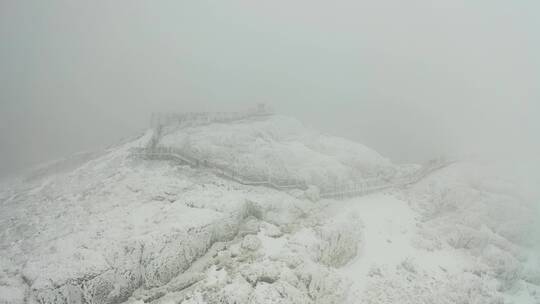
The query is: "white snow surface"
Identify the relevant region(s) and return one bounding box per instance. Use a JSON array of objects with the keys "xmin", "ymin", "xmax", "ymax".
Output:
[
  {"xmin": 0, "ymin": 128, "xmax": 313, "ymax": 304},
  {"xmin": 124, "ymin": 161, "xmax": 537, "ymax": 304},
  {"xmin": 1, "ymin": 117, "xmax": 538, "ymax": 304}
]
